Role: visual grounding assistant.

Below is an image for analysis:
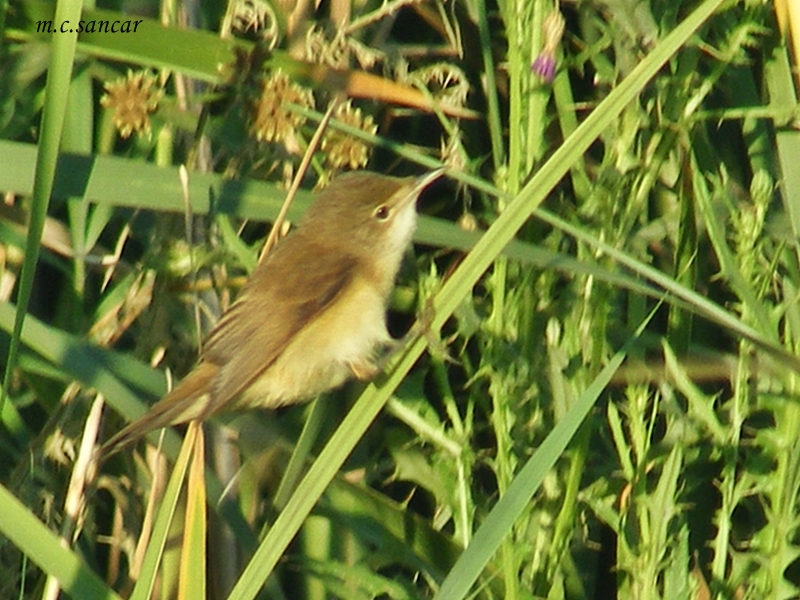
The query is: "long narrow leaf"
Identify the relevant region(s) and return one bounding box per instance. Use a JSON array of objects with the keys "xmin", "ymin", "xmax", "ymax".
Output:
[
  {"xmin": 179, "ymin": 426, "xmax": 207, "ymax": 600},
  {"xmin": 1, "ymin": 0, "xmax": 82, "ymax": 413},
  {"xmin": 433, "ymin": 309, "xmax": 655, "ymax": 599},
  {"xmin": 129, "ymin": 423, "xmax": 197, "ymax": 600},
  {"xmin": 0, "ymin": 483, "xmax": 122, "ymax": 600},
  {"xmin": 226, "ymin": 1, "xmax": 728, "ymax": 597}
]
